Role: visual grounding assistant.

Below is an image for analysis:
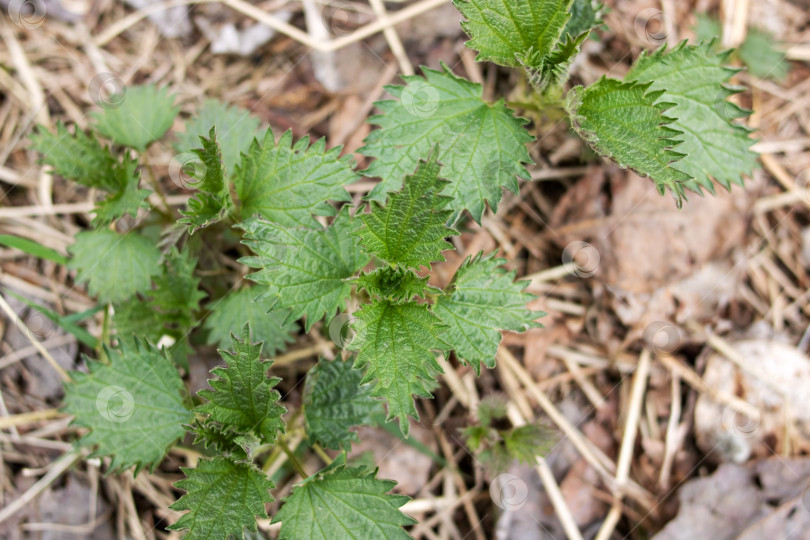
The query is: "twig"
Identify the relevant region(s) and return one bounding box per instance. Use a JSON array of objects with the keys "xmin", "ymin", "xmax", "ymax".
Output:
[
  {"xmin": 301, "ymin": 0, "xmax": 342, "ymax": 92},
  {"xmin": 0, "ymin": 387, "xmax": 19, "ymax": 438},
  {"xmin": 0, "ymin": 334, "xmax": 76, "ymax": 371},
  {"xmin": 659, "ymin": 371, "xmax": 682, "ymax": 489},
  {"xmin": 754, "ymin": 191, "xmax": 806, "ymax": 213},
  {"xmin": 499, "ymin": 348, "xmax": 655, "ymax": 508},
  {"xmin": 93, "ymin": 0, "xmax": 447, "ymax": 53},
  {"xmin": 367, "ymin": 0, "xmax": 414, "ymax": 75},
  {"xmin": 94, "ymin": 0, "xmax": 209, "ymax": 46},
  {"xmin": 501, "ymin": 351, "xmax": 614, "ymax": 480},
  {"xmin": 524, "ymin": 263, "xmax": 578, "ymax": 285},
  {"xmin": 435, "ymin": 431, "xmax": 484, "ymax": 540},
  {"xmin": 118, "ymin": 474, "xmax": 147, "ymax": 540},
  {"xmin": 0, "ymin": 432, "xmax": 73, "ymax": 450},
  {"xmin": 689, "ymin": 320, "xmax": 786, "ymax": 398},
  {"xmin": 400, "ymin": 496, "xmax": 456, "ymax": 514},
  {"xmin": 0, "ymin": 194, "xmax": 189, "ymax": 219},
  {"xmin": 786, "ymin": 44, "xmax": 810, "ymax": 61},
  {"xmin": 656, "ymin": 353, "xmax": 759, "ymax": 419},
  {"xmin": 0, "ymin": 408, "xmax": 64, "ymax": 430},
  {"xmin": 436, "ymin": 355, "xmax": 472, "ymax": 408},
  {"xmin": 560, "ymin": 354, "xmax": 605, "ymax": 409},
  {"xmin": 22, "ymin": 510, "xmax": 113, "ymax": 535},
  {"xmin": 751, "ymin": 137, "xmax": 810, "ymax": 154},
  {"xmin": 407, "ymin": 491, "xmax": 477, "ymax": 538},
  {"xmin": 324, "ymin": 0, "xmax": 447, "ymax": 52},
  {"xmin": 505, "ymin": 404, "xmax": 584, "ymax": 540},
  {"xmin": 0, "ymin": 22, "xmax": 48, "ymax": 126},
  {"xmin": 544, "ymin": 299, "xmax": 586, "ymax": 316},
  {"xmin": 531, "ymin": 166, "xmax": 590, "ymax": 181},
  {"xmin": 0, "ymin": 449, "xmax": 81, "ymax": 524},
  {"xmin": 0, "ymin": 294, "xmax": 70, "ymax": 382},
  {"xmin": 760, "ymin": 153, "xmax": 810, "ymax": 212},
  {"xmin": 594, "ymin": 349, "xmax": 651, "ymax": 540},
  {"xmin": 497, "ymin": 354, "xmax": 583, "ymax": 540},
  {"xmin": 0, "ymin": 20, "xmax": 51, "ymax": 207},
  {"xmin": 269, "ymin": 342, "xmax": 333, "ymax": 368}
]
